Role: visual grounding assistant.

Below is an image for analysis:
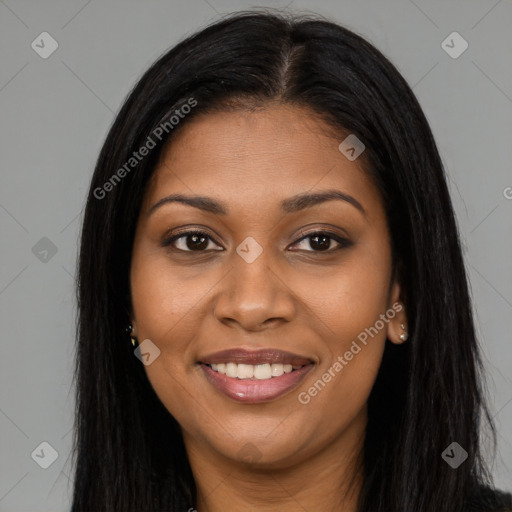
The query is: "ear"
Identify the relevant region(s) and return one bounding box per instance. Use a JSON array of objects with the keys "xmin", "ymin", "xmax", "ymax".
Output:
[
  {"xmin": 127, "ymin": 309, "xmax": 137, "ymax": 336},
  {"xmin": 386, "ymin": 280, "xmax": 408, "ymax": 345},
  {"xmin": 126, "ymin": 300, "xmax": 137, "ymax": 335}
]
